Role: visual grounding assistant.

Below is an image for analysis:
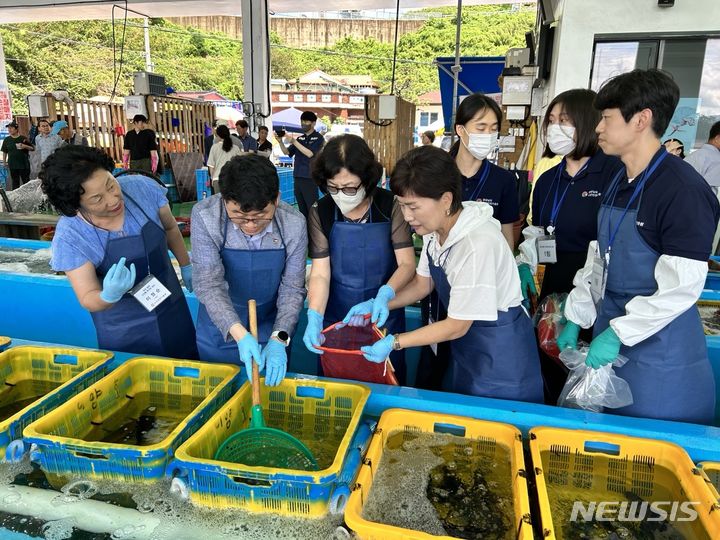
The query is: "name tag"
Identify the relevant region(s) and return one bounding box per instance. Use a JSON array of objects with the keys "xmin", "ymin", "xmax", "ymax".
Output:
[
  {"xmin": 537, "ymin": 235, "xmax": 557, "ymax": 264},
  {"xmin": 129, "ymin": 274, "xmax": 171, "ymax": 312},
  {"xmin": 590, "ymin": 253, "xmax": 608, "ymax": 305}
]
